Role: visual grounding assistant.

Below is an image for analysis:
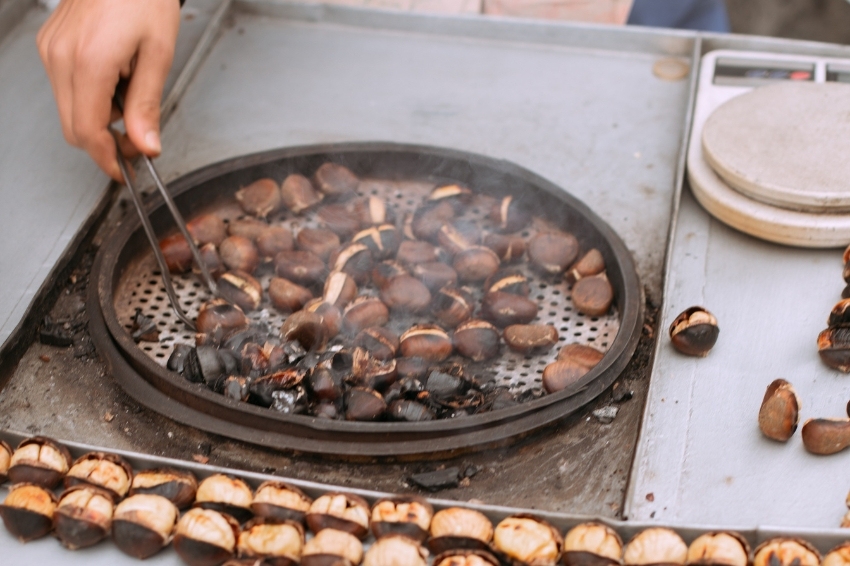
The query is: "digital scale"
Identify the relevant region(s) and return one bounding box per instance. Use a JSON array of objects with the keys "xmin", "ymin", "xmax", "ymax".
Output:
[{"xmin": 687, "ymin": 50, "xmax": 850, "ymax": 247}]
